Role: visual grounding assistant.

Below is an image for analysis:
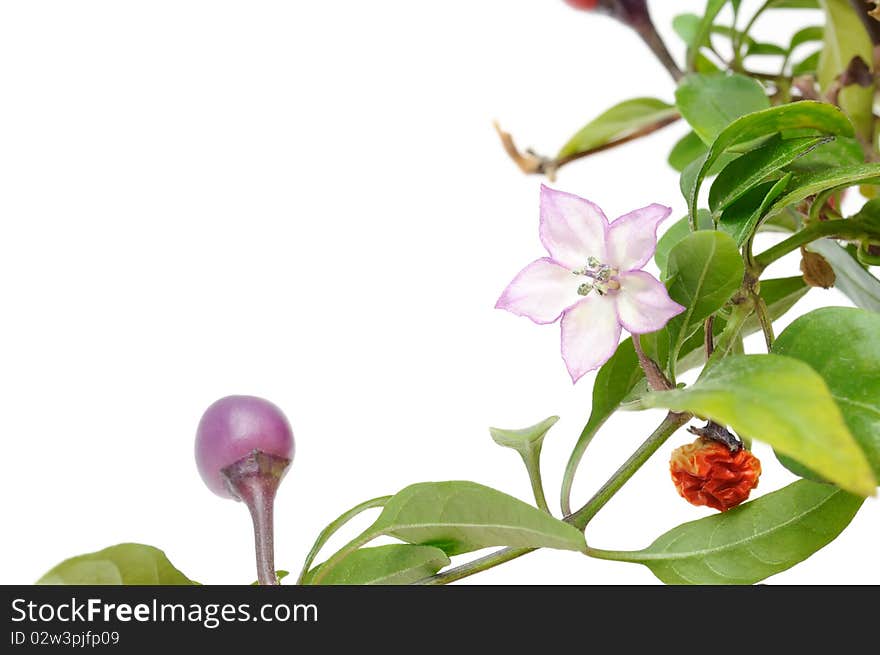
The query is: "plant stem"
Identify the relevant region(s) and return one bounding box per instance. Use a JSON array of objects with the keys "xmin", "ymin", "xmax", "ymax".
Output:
[
  {"xmin": 630, "ymin": 14, "xmax": 684, "ymax": 82},
  {"xmin": 567, "ymin": 411, "xmax": 691, "ymax": 530},
  {"xmin": 753, "ymin": 293, "xmax": 775, "ymax": 350},
  {"xmin": 753, "ymin": 219, "xmax": 873, "ymax": 270},
  {"xmin": 417, "ymin": 412, "xmax": 690, "ymax": 585},
  {"xmin": 632, "ymin": 335, "xmax": 673, "ymax": 391},
  {"xmin": 522, "ymin": 453, "xmax": 550, "ymax": 514}
]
